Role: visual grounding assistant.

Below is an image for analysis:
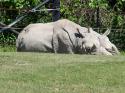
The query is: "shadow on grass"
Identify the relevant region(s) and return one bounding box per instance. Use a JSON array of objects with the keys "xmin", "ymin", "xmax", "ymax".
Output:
[{"xmin": 0, "ymin": 45, "xmax": 125, "ymax": 55}]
